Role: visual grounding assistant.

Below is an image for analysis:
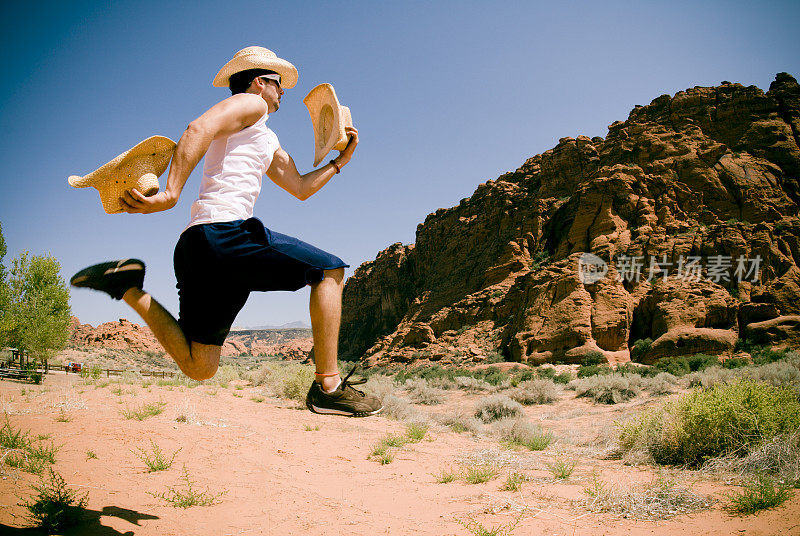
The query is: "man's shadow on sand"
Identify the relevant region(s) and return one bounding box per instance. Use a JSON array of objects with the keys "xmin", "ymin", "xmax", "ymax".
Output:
[{"xmin": 0, "ymin": 505, "xmax": 159, "ymax": 535}]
